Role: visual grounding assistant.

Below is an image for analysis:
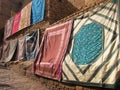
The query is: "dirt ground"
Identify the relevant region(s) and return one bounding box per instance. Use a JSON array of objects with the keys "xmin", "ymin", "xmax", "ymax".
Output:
[{"xmin": 0, "ymin": 63, "xmax": 49, "ymax": 90}]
